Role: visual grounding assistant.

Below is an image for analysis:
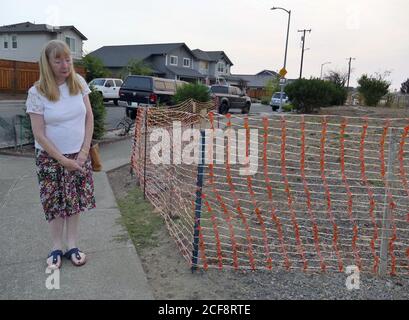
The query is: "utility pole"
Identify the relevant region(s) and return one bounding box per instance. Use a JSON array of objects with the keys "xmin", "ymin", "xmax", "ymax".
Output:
[
  {"xmin": 298, "ymin": 29, "xmax": 311, "ymax": 79},
  {"xmin": 346, "ymin": 57, "xmax": 356, "ymax": 89}
]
